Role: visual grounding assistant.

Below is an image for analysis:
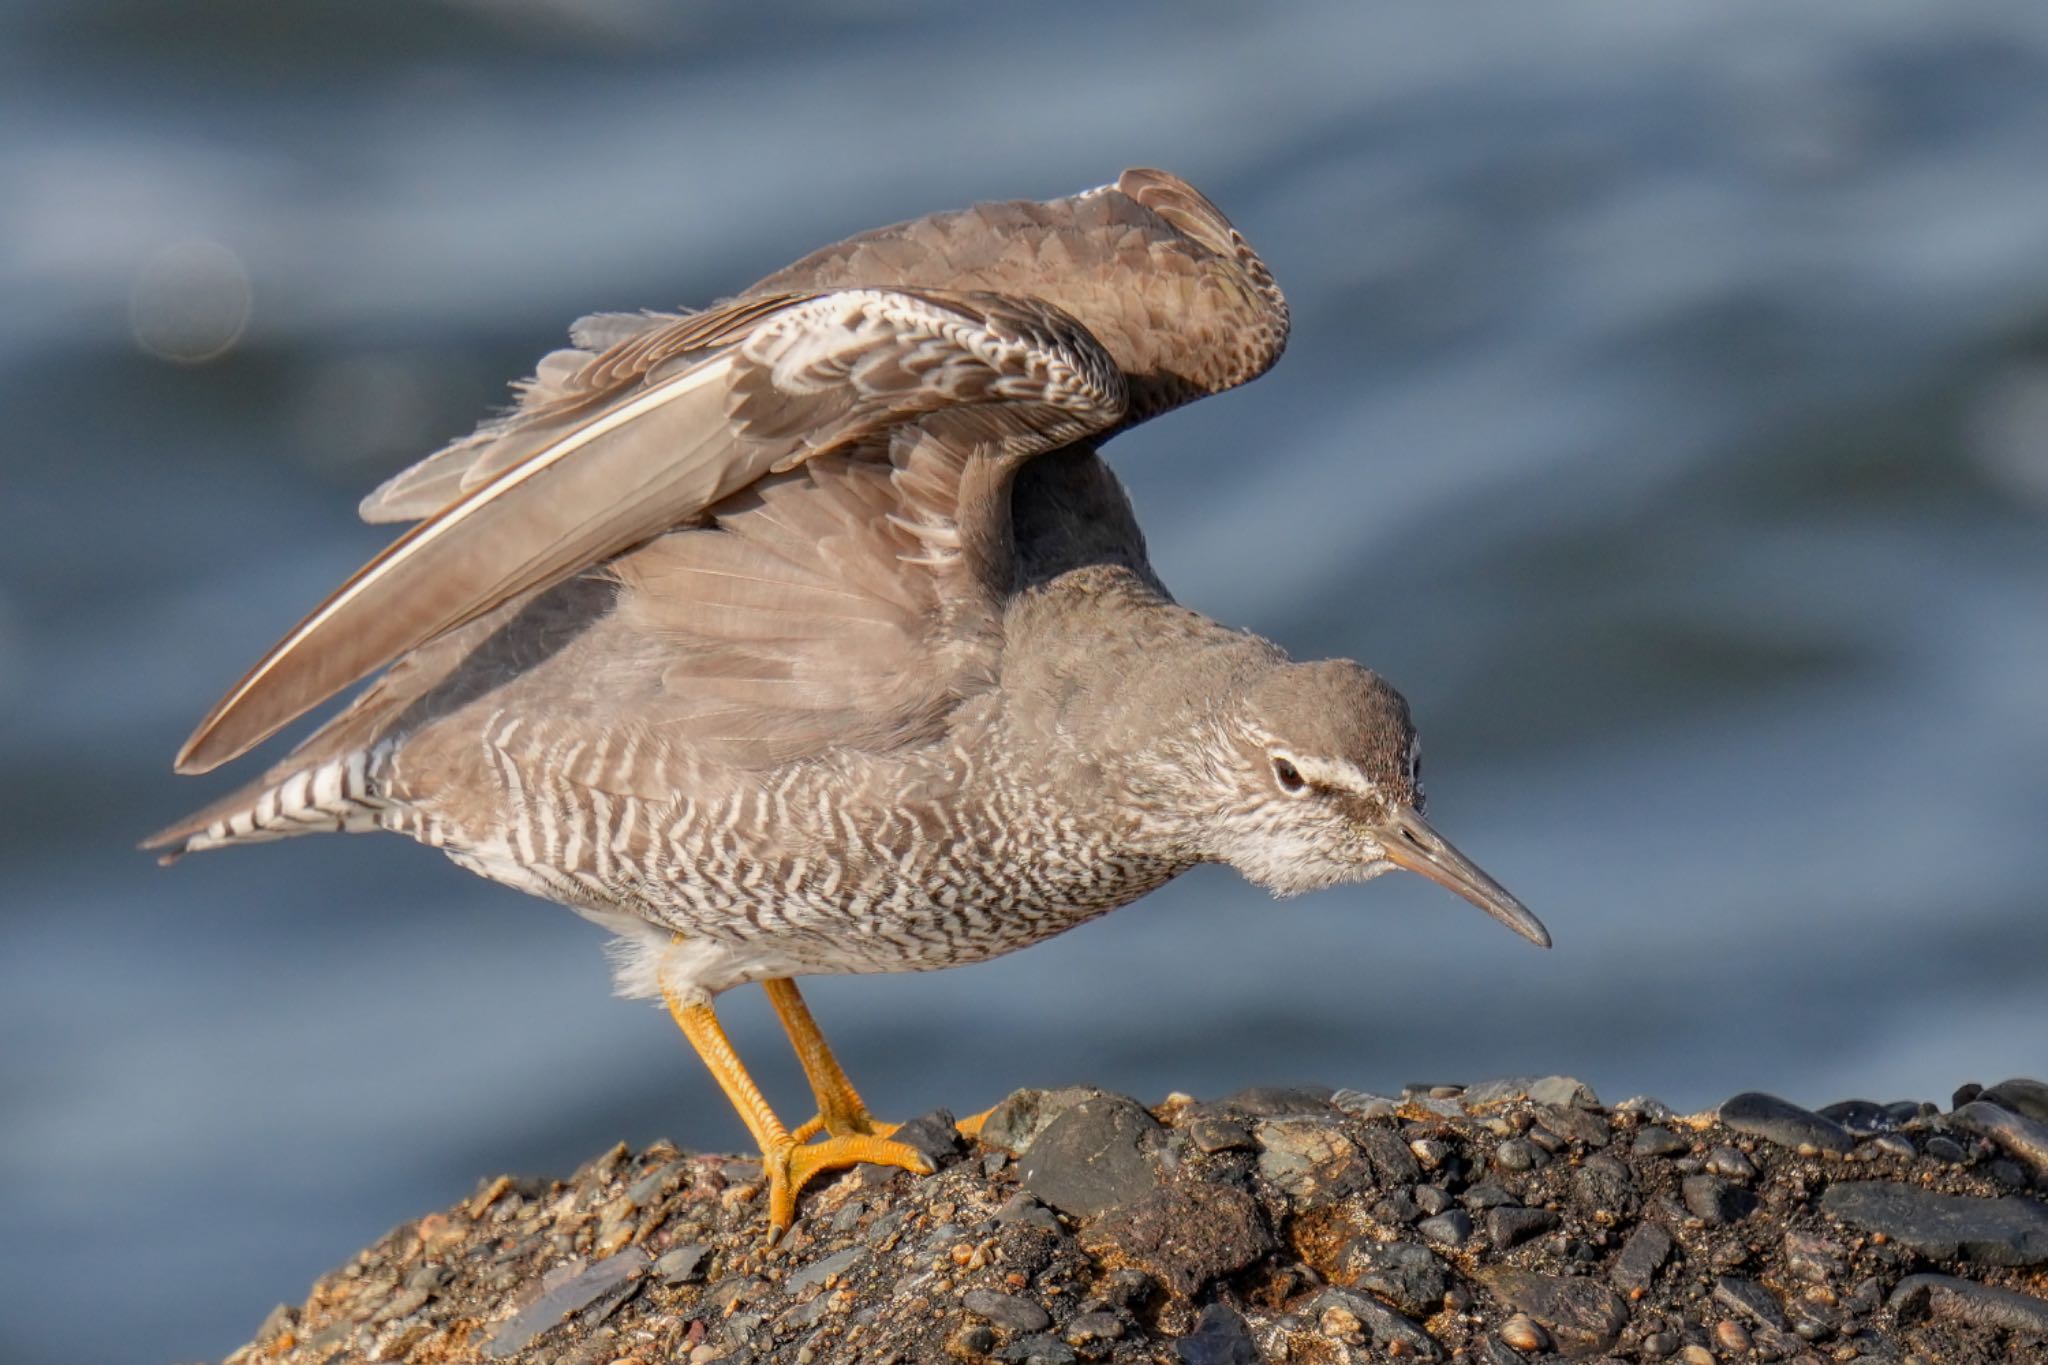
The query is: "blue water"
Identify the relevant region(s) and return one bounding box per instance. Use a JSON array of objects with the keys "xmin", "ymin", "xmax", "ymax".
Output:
[{"xmin": 5, "ymin": 3, "xmax": 2048, "ymax": 1361}]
